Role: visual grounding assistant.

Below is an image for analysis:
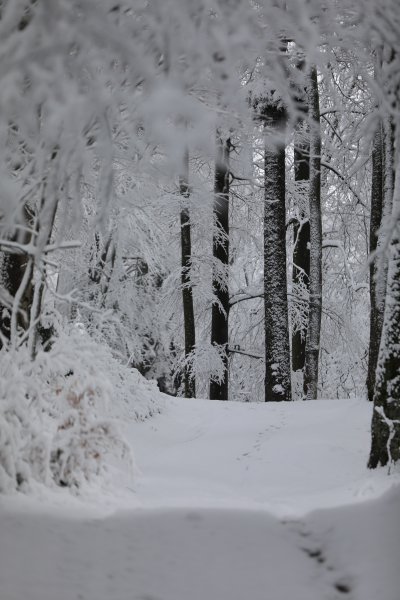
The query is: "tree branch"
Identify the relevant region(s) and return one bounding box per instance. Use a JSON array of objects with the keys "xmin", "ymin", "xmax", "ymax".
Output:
[
  {"xmin": 321, "ymin": 160, "xmax": 367, "ymax": 208},
  {"xmin": 228, "ymin": 346, "xmax": 263, "ymax": 360}
]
